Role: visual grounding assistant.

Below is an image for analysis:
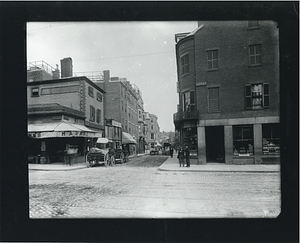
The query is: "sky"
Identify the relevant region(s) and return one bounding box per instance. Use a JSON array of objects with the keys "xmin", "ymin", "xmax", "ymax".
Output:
[{"xmin": 27, "ymin": 21, "xmax": 198, "ymax": 132}]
